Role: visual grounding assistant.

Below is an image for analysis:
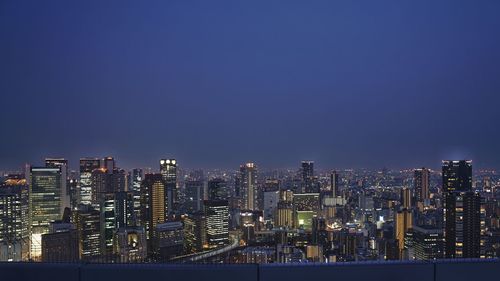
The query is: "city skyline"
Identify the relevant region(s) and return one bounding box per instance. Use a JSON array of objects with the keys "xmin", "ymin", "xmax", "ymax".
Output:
[
  {"xmin": 0, "ymin": 0, "xmax": 499, "ymax": 267},
  {"xmin": 1, "ymin": 156, "xmax": 497, "ymax": 175}
]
